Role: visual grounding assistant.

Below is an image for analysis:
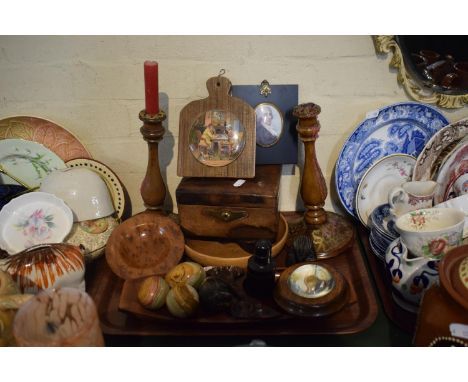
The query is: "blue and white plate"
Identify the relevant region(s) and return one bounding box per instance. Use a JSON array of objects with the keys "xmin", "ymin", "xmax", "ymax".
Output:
[{"xmin": 335, "ymin": 102, "xmax": 448, "ymax": 217}]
